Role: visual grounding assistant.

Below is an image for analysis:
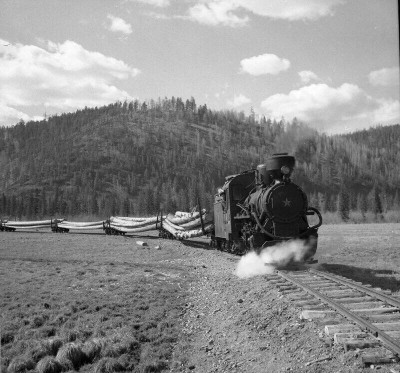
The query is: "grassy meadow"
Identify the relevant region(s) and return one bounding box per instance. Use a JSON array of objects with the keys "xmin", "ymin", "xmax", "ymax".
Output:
[
  {"xmin": 0, "ymin": 232, "xmax": 192, "ymax": 373},
  {"xmin": 1, "ymin": 223, "xmax": 400, "ymax": 373},
  {"xmin": 316, "ymin": 223, "xmax": 400, "ymax": 295}
]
